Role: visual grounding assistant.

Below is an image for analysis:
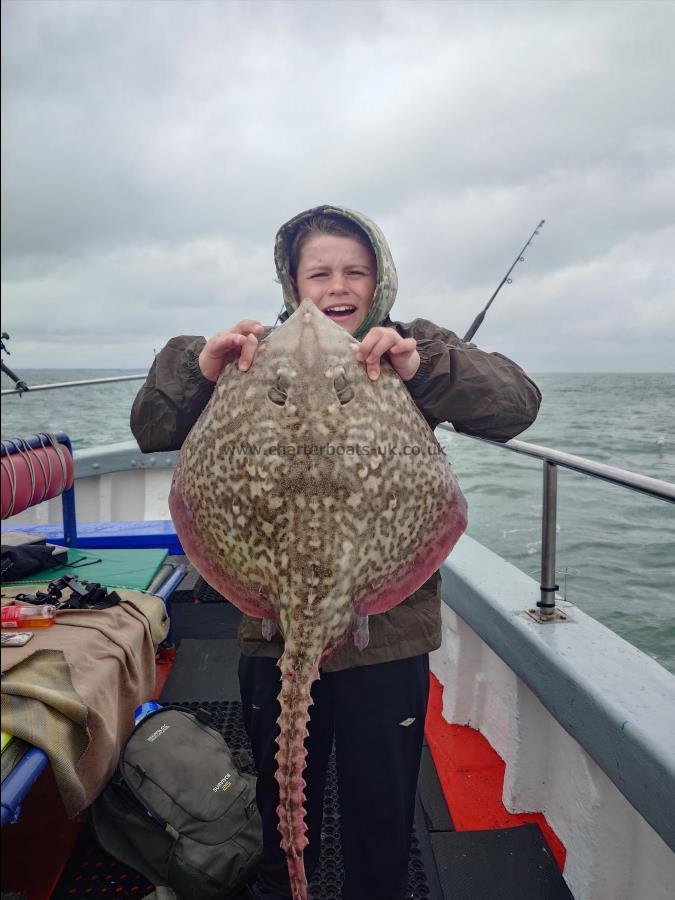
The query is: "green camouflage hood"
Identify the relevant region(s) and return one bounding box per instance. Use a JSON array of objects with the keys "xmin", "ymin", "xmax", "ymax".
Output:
[{"xmin": 274, "ymin": 205, "xmax": 398, "ymax": 340}]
